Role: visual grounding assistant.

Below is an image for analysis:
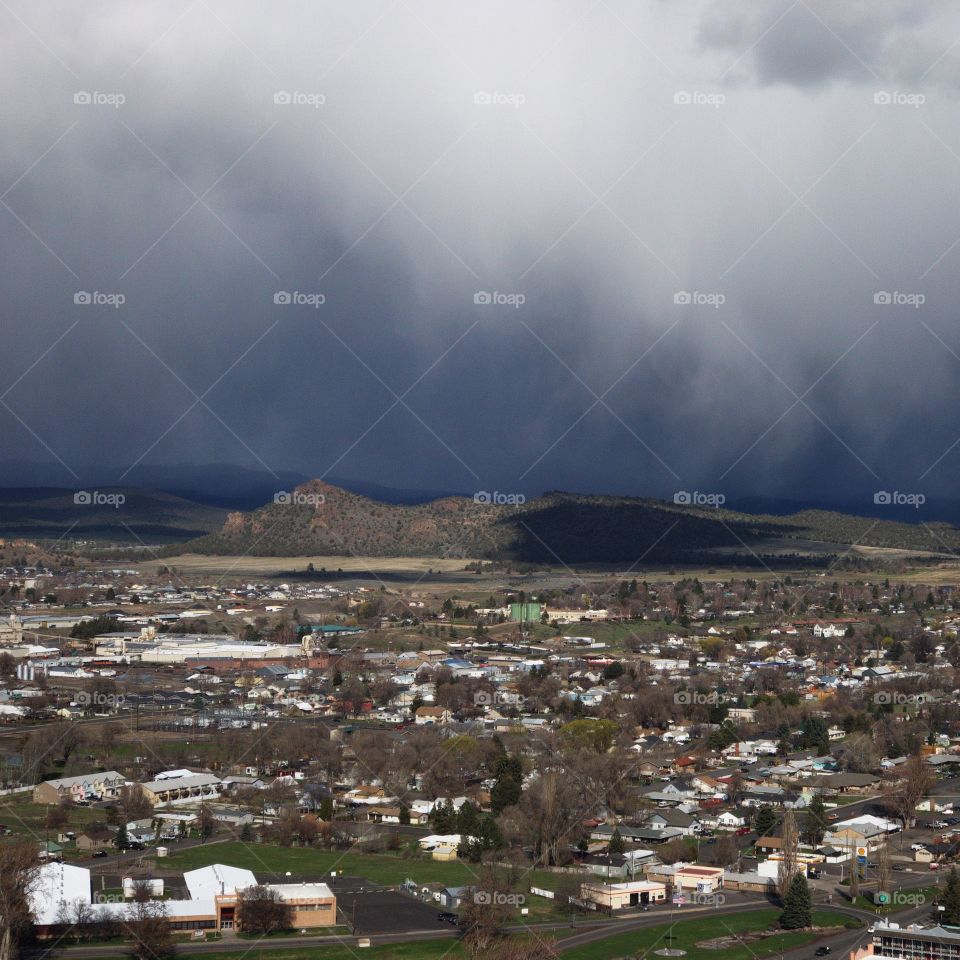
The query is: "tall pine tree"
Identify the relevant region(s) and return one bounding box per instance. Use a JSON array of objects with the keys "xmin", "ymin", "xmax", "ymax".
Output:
[{"xmin": 941, "ymin": 867, "xmax": 960, "ymax": 925}]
